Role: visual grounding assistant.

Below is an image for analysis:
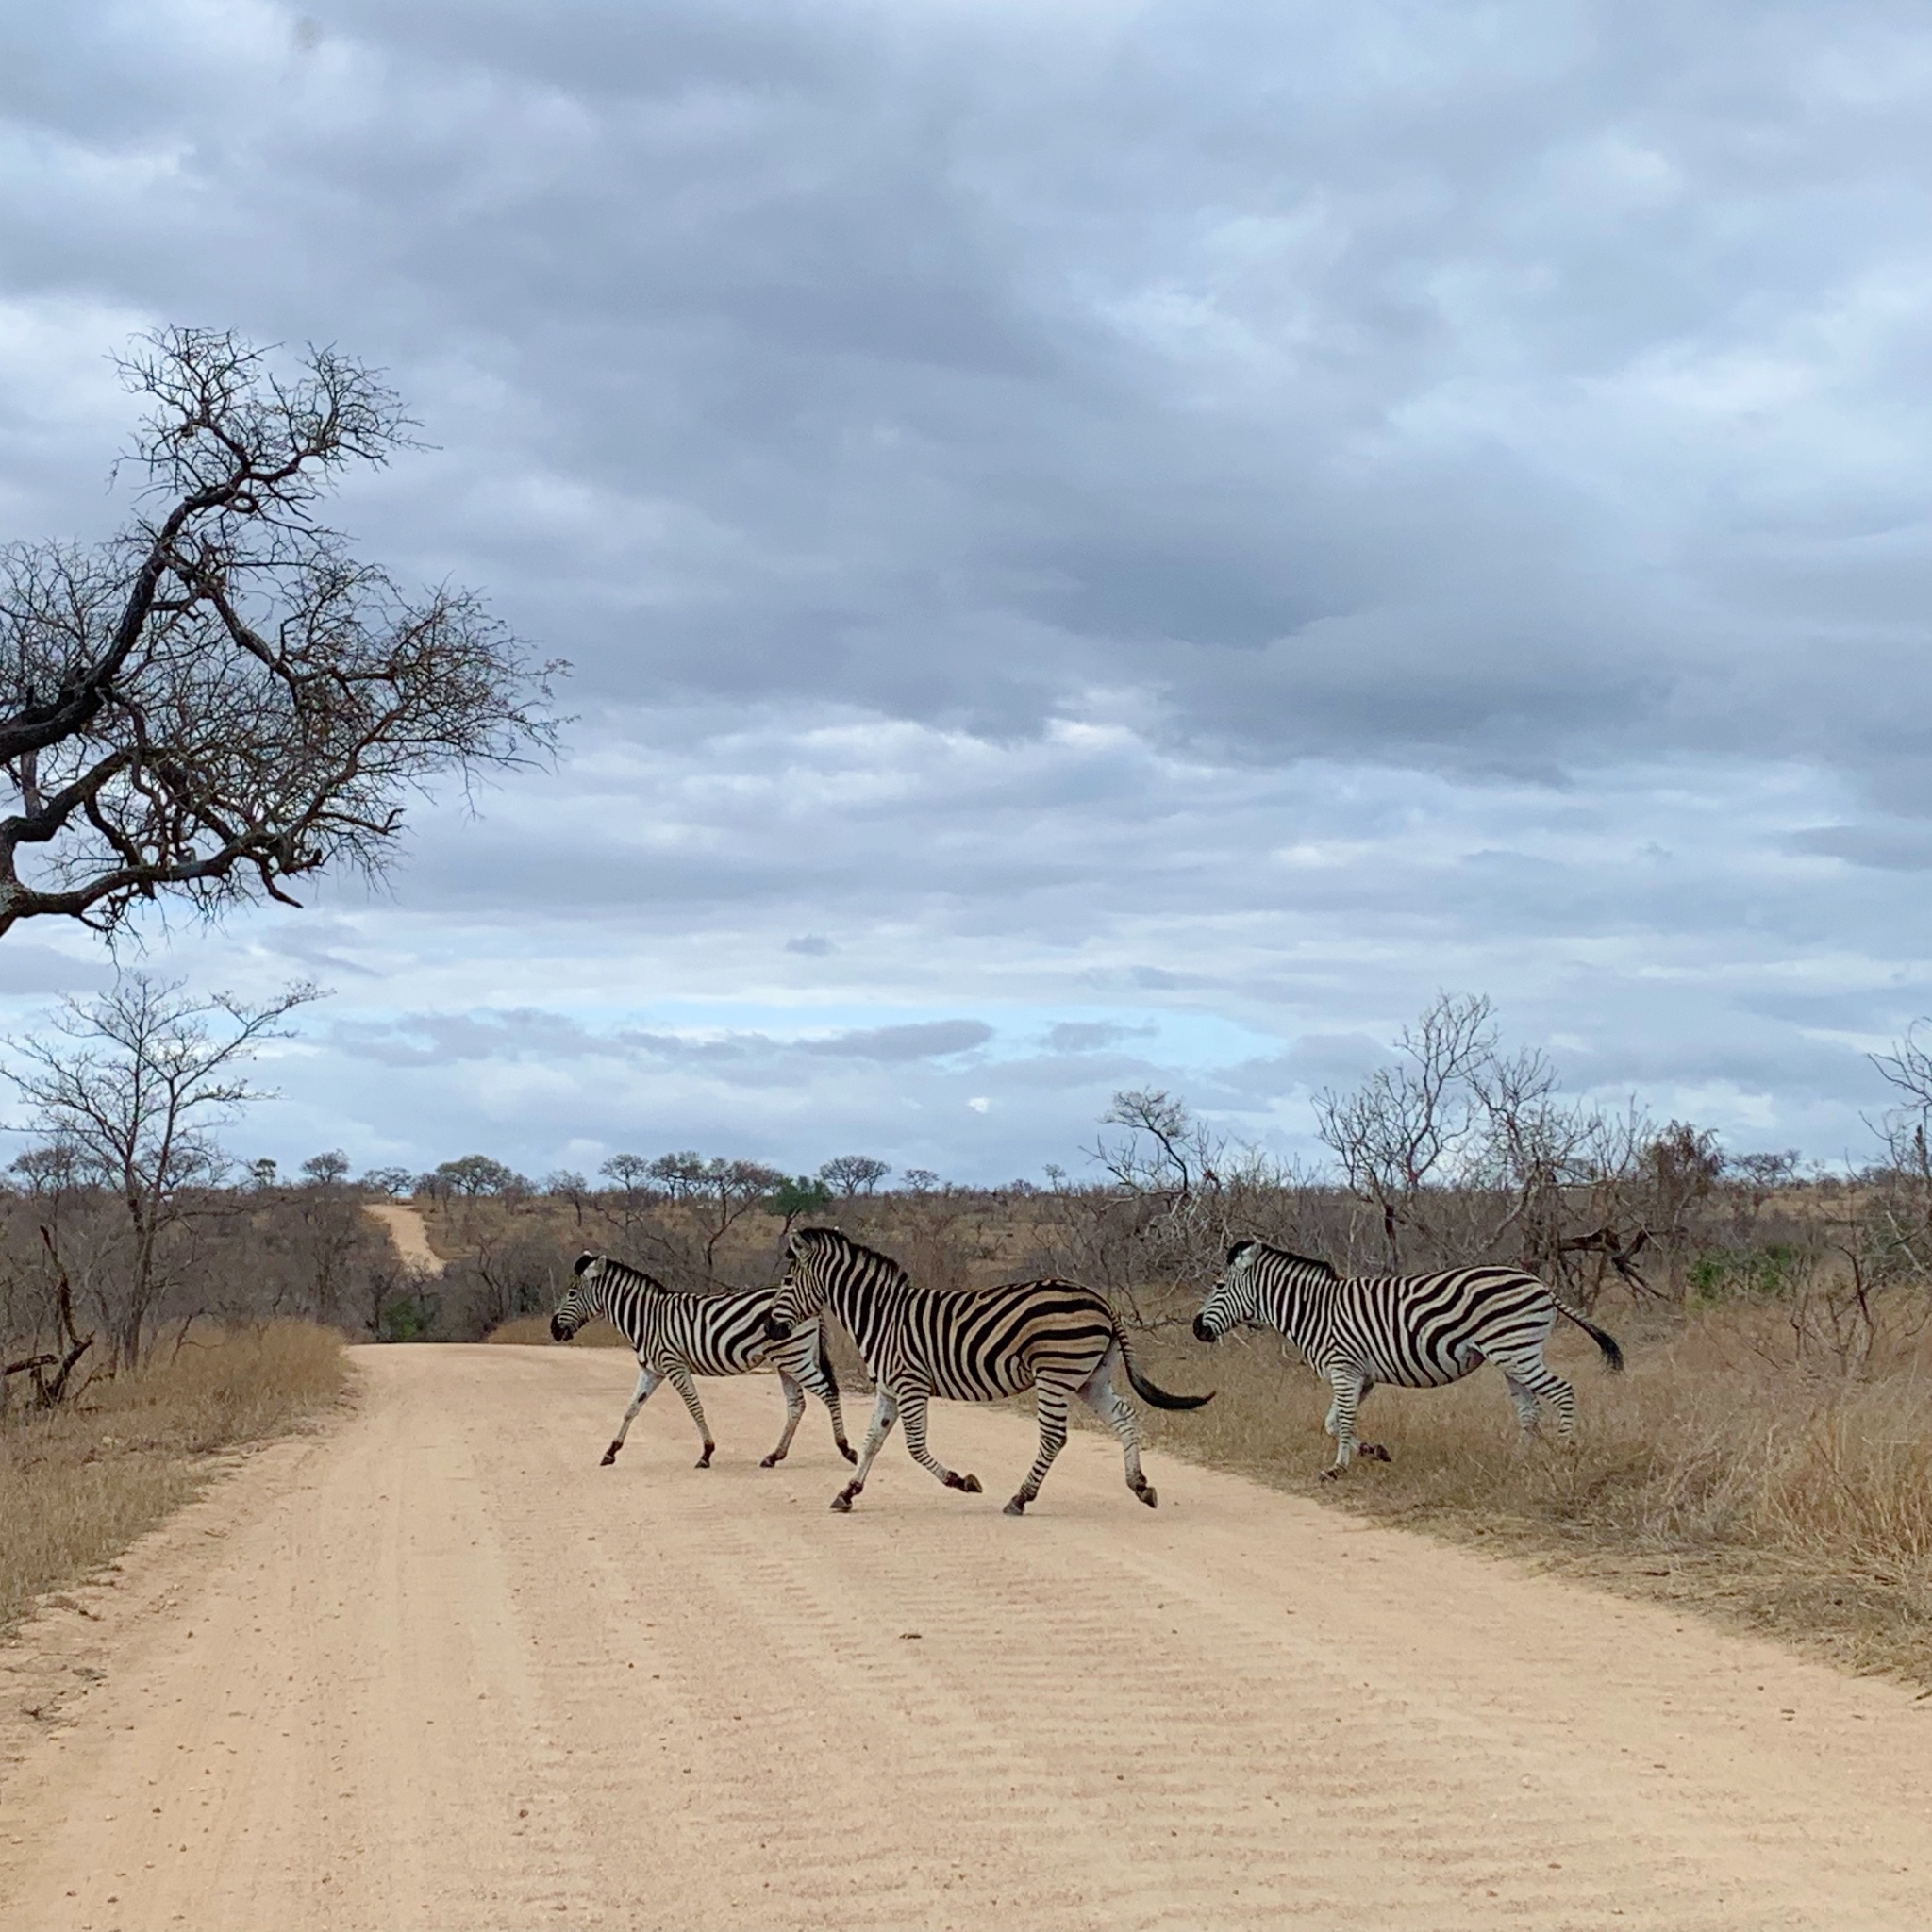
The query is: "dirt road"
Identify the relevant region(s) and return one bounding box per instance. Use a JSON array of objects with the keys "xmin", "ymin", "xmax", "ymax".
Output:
[{"xmin": 4, "ymin": 1348, "xmax": 1931, "ymax": 1931}]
